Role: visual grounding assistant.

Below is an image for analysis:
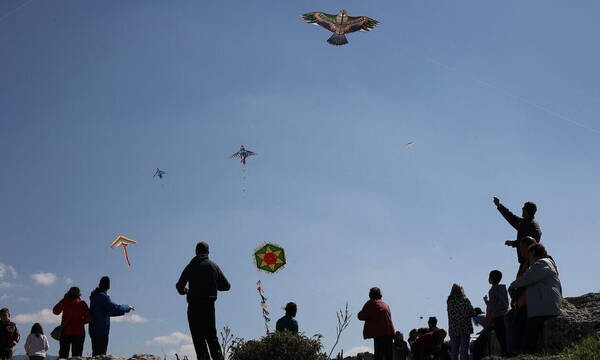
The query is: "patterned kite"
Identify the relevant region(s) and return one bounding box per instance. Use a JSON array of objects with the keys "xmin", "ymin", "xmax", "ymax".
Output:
[
  {"xmin": 153, "ymin": 168, "xmax": 167, "ymax": 179},
  {"xmin": 256, "ymin": 280, "xmax": 270, "ymax": 334},
  {"xmin": 301, "ymin": 10, "xmax": 379, "ymax": 46},
  {"xmin": 110, "ymin": 235, "xmax": 136, "ymax": 267},
  {"xmin": 254, "ymin": 243, "xmax": 286, "ymax": 274}
]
